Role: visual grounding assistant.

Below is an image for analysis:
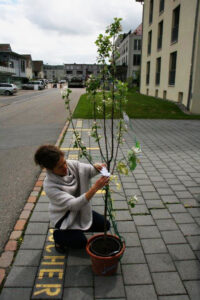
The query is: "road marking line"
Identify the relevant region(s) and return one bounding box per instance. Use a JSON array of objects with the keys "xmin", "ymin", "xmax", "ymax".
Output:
[
  {"xmin": 61, "ymin": 147, "xmax": 99, "ymax": 150},
  {"xmin": 68, "ymin": 154, "xmax": 78, "ymax": 160},
  {"xmin": 96, "ymin": 190, "xmax": 105, "ymax": 194},
  {"xmin": 68, "ymin": 128, "xmax": 91, "ymax": 131},
  {"xmin": 76, "ymin": 120, "xmax": 82, "ymax": 127}
]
